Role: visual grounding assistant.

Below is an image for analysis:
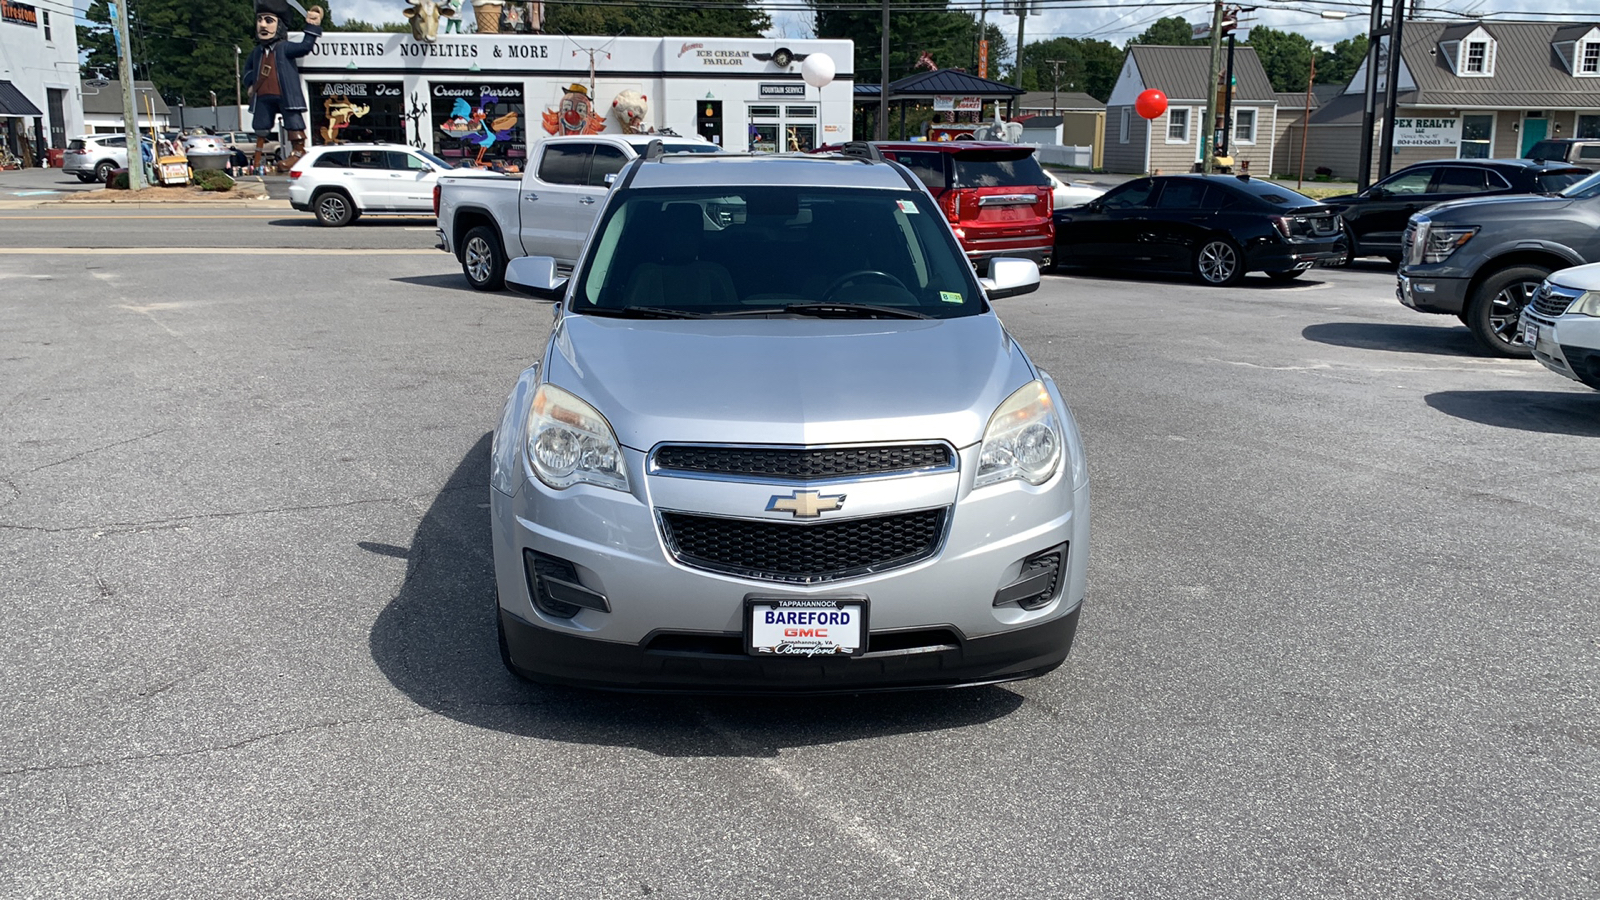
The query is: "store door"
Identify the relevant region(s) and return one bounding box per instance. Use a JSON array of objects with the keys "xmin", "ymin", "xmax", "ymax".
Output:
[
  {"xmin": 1520, "ymin": 114, "xmax": 1548, "ymax": 156},
  {"xmin": 697, "ymin": 101, "xmax": 723, "ymax": 148},
  {"xmin": 47, "ymin": 89, "xmax": 67, "ymax": 148}
]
